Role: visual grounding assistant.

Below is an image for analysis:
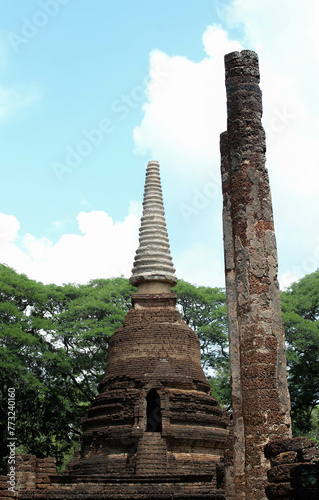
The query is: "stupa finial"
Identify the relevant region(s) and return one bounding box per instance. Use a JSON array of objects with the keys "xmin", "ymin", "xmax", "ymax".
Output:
[{"xmin": 129, "ymin": 160, "xmax": 177, "ymax": 293}]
